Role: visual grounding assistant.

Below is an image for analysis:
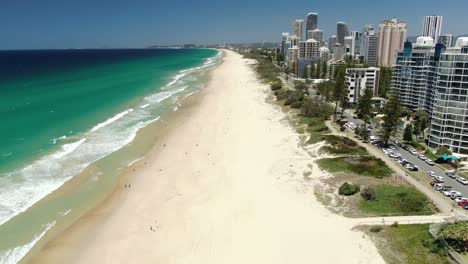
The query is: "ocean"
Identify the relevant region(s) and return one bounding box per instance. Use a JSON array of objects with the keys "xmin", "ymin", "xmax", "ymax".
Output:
[{"xmin": 0, "ymin": 48, "xmax": 220, "ymax": 263}]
